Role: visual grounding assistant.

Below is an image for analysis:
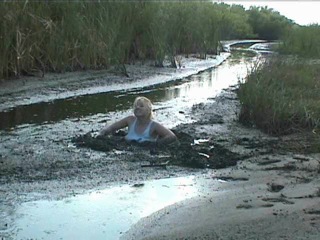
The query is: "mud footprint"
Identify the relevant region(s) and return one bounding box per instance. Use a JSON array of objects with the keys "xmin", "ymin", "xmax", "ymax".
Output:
[
  {"xmin": 262, "ymin": 197, "xmax": 294, "ymax": 205},
  {"xmin": 257, "ymin": 159, "xmax": 281, "ymax": 166},
  {"xmin": 236, "ymin": 204, "xmax": 253, "ymax": 209},
  {"xmin": 236, "ymin": 203, "xmax": 274, "ymax": 209},
  {"xmin": 267, "ymin": 183, "xmax": 285, "ymax": 192},
  {"xmin": 305, "ymin": 209, "xmax": 320, "ymax": 215}
]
